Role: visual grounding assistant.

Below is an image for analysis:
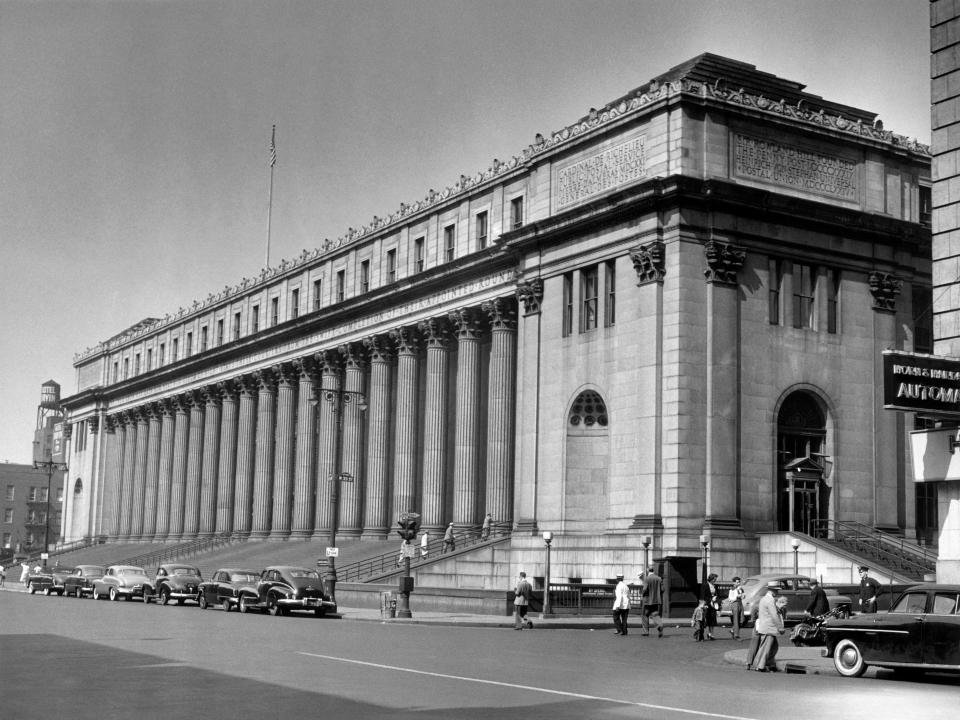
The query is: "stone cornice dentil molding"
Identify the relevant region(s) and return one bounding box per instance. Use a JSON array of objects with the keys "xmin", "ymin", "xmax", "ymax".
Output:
[
  {"xmin": 75, "ymin": 74, "xmax": 929, "ymax": 364},
  {"xmin": 868, "ymin": 271, "xmax": 903, "ymax": 312}
]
